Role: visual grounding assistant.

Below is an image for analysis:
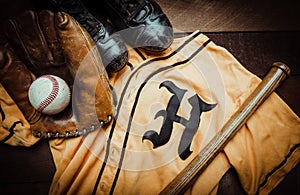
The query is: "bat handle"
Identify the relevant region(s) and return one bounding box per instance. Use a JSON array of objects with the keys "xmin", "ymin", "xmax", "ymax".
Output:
[{"xmin": 159, "ymin": 62, "xmax": 291, "ymax": 195}]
